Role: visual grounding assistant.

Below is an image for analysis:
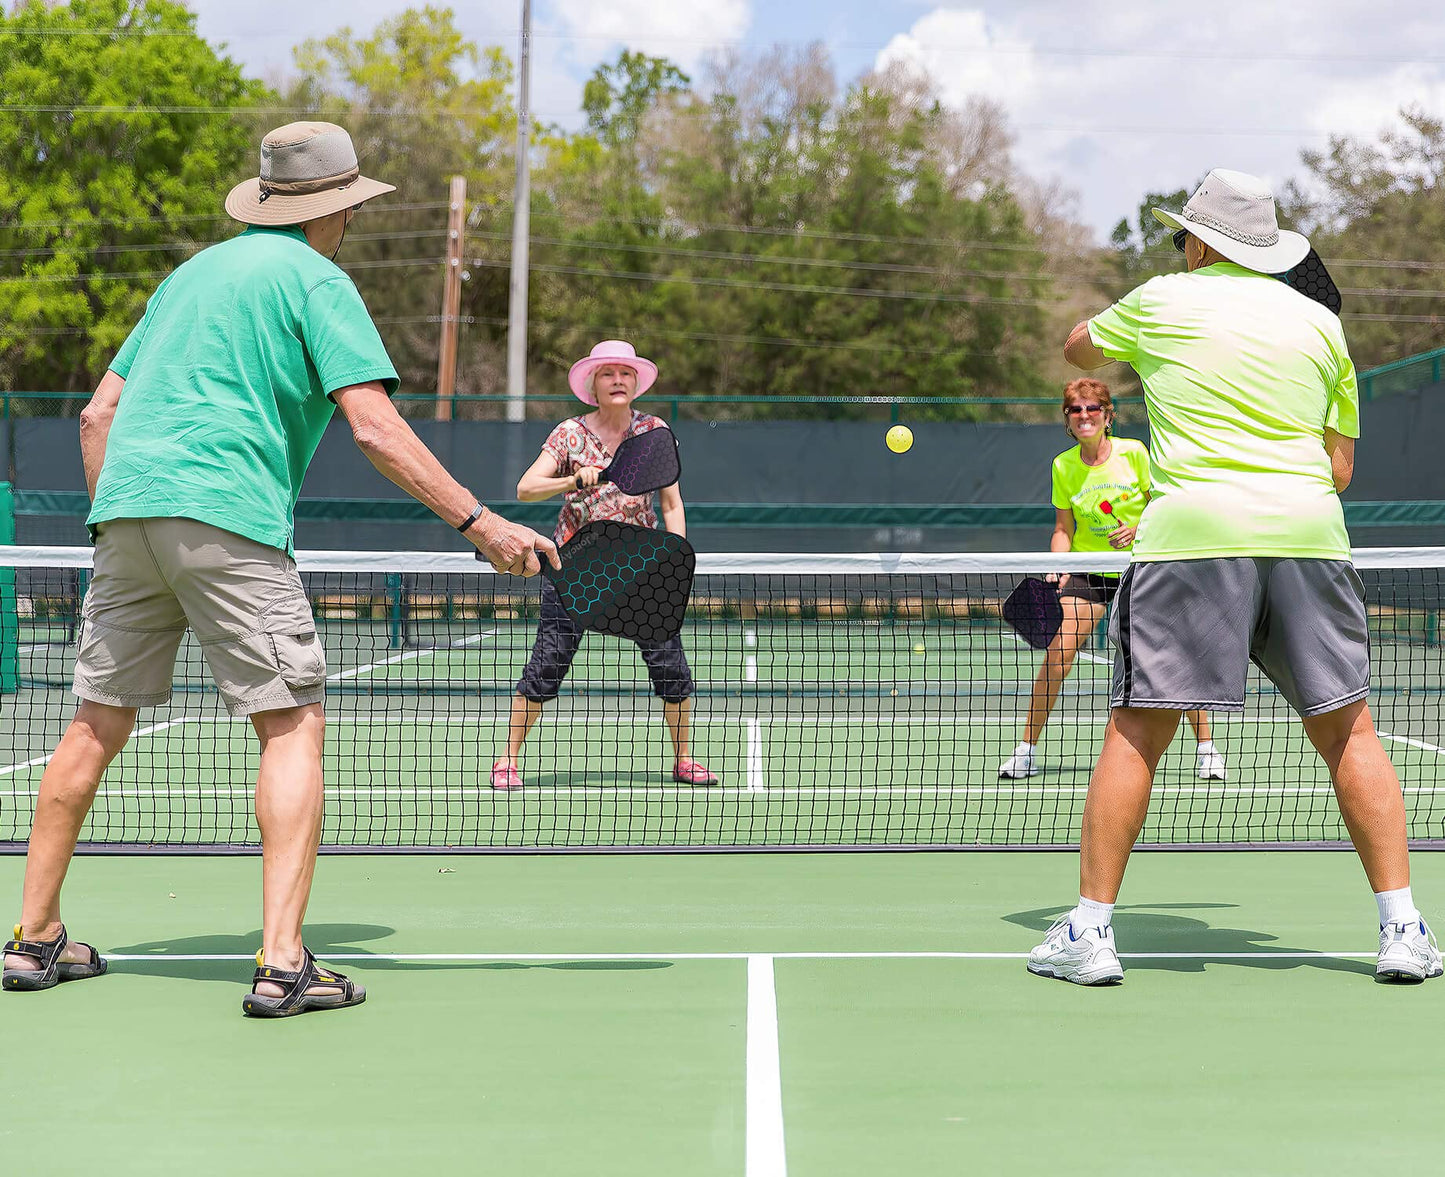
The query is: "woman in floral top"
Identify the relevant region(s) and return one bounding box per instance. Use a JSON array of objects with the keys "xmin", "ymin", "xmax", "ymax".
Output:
[{"xmin": 490, "ymin": 340, "xmax": 718, "ymax": 790}]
